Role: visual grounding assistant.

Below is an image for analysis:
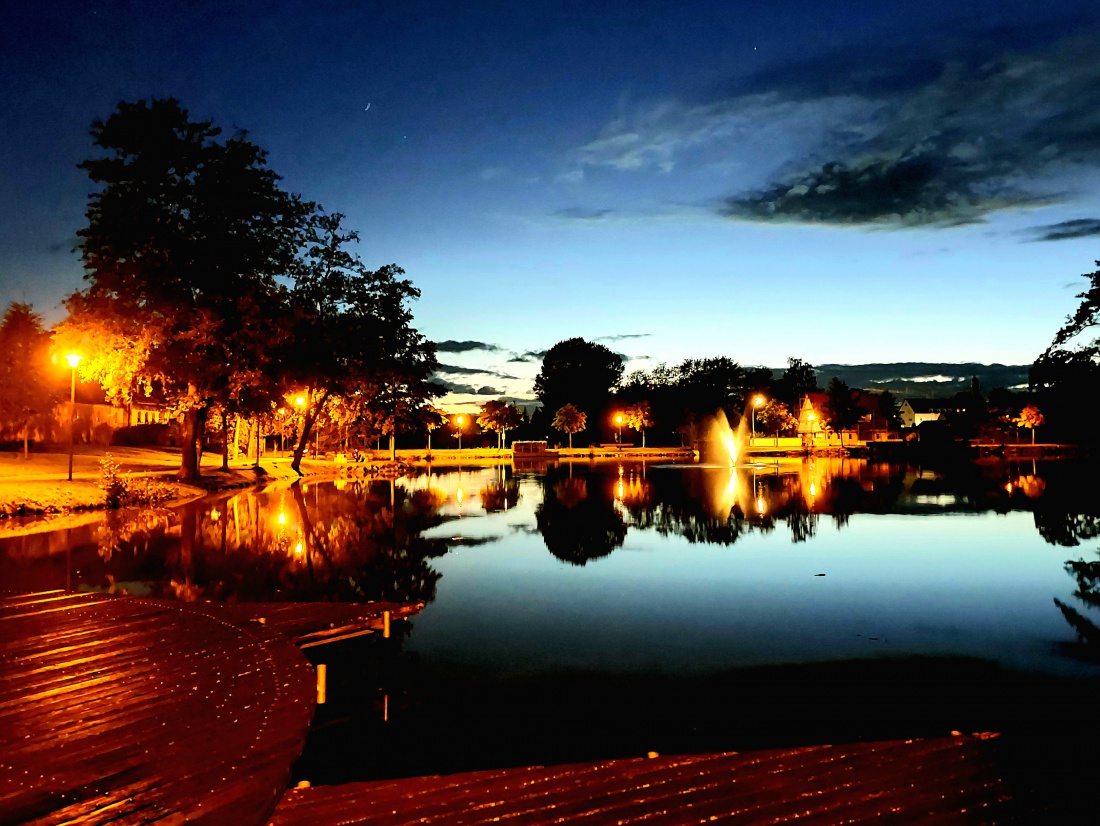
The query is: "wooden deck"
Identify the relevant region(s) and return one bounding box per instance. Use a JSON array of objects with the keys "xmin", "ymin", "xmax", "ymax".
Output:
[
  {"xmin": 0, "ymin": 590, "xmax": 317, "ymax": 825},
  {"xmin": 215, "ymin": 601, "xmax": 423, "ymax": 648},
  {"xmin": 270, "ymin": 735, "xmax": 1020, "ymax": 825}
]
